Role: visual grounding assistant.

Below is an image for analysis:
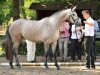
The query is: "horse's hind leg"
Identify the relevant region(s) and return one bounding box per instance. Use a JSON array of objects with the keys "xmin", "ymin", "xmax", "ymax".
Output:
[
  {"xmin": 9, "ymin": 60, "xmax": 14, "ymax": 69},
  {"xmin": 48, "ymin": 44, "xmax": 53, "ymax": 63},
  {"xmin": 44, "ymin": 43, "xmax": 50, "ymax": 69},
  {"xmin": 13, "ymin": 43, "xmax": 21, "ymax": 68},
  {"xmin": 51, "ymin": 41, "xmax": 60, "ymax": 70}
]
